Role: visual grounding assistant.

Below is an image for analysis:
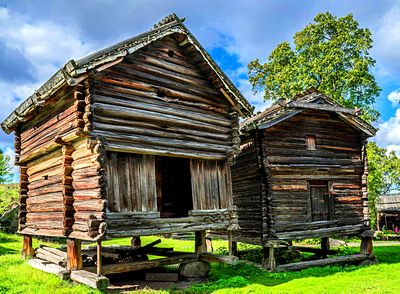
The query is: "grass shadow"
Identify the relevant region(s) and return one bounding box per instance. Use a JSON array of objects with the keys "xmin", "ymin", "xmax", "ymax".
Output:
[{"xmin": 0, "ymin": 245, "xmax": 18, "ymax": 255}]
